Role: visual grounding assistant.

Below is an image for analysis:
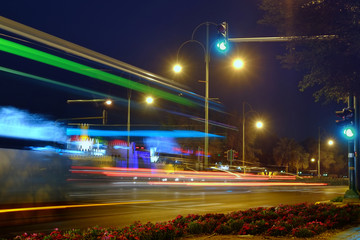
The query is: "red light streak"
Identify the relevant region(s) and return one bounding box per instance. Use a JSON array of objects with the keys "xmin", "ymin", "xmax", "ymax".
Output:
[{"xmin": 69, "ymin": 166, "xmax": 297, "ymax": 181}]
